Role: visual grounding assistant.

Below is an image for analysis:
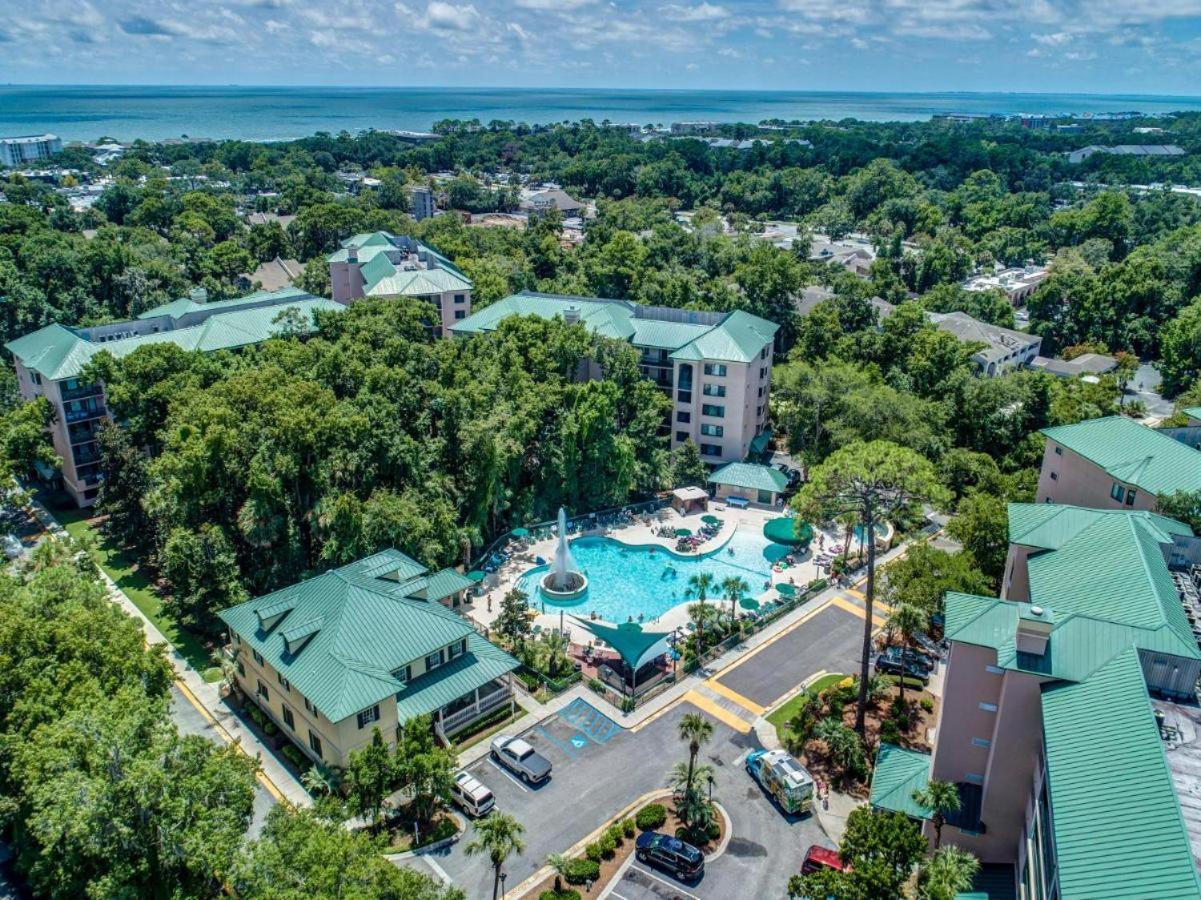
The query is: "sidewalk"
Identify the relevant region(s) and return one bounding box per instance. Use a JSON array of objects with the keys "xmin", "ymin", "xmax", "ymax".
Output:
[{"xmin": 29, "ymin": 497, "xmax": 310, "ymax": 808}]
